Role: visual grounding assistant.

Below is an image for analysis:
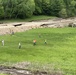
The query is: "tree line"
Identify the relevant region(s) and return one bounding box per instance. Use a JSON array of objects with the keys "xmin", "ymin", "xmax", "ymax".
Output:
[{"xmin": 0, "ymin": 0, "xmax": 76, "ymax": 19}]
